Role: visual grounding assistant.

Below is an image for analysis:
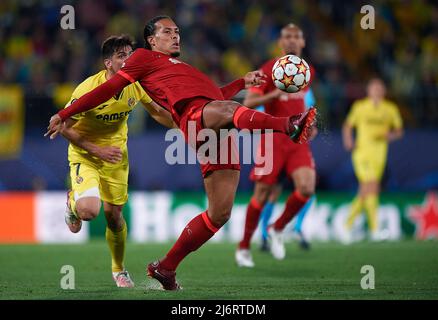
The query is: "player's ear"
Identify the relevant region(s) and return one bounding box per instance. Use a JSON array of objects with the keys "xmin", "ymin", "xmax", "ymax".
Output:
[
  {"xmin": 103, "ymin": 58, "xmax": 112, "ymax": 69},
  {"xmin": 147, "ymin": 36, "xmax": 155, "ymax": 48}
]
